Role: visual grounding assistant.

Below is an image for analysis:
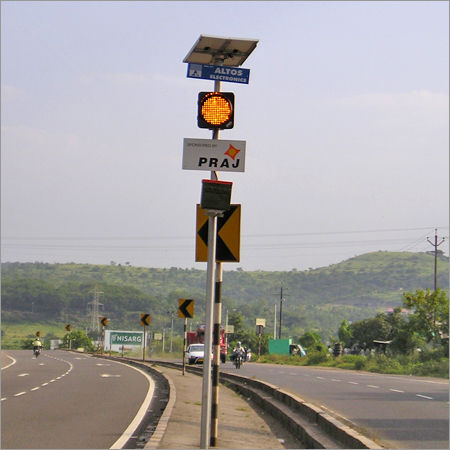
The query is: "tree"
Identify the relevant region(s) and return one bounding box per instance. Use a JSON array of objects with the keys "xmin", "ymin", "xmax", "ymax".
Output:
[
  {"xmin": 403, "ymin": 289, "xmax": 449, "ymax": 345},
  {"xmin": 64, "ymin": 330, "xmax": 94, "ymax": 351},
  {"xmin": 338, "ymin": 320, "xmax": 353, "ymax": 347},
  {"xmin": 349, "ymin": 315, "xmax": 392, "ymax": 350},
  {"xmin": 298, "ymin": 331, "xmax": 322, "ymax": 351}
]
